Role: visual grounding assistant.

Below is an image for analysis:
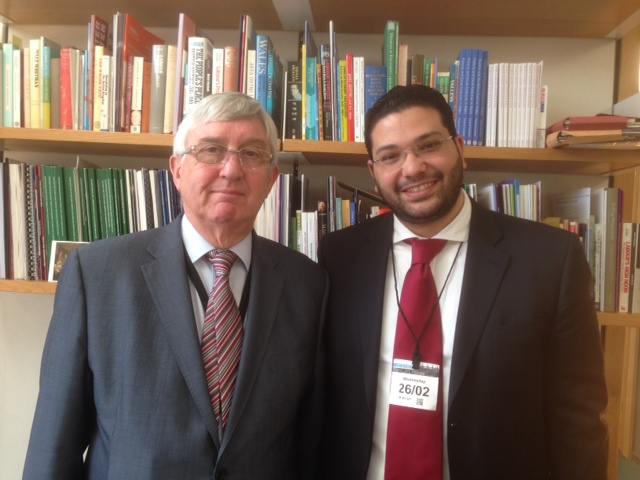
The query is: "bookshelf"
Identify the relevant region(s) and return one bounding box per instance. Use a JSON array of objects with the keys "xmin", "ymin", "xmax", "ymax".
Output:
[{"xmin": 1, "ymin": 3, "xmax": 639, "ymax": 479}]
